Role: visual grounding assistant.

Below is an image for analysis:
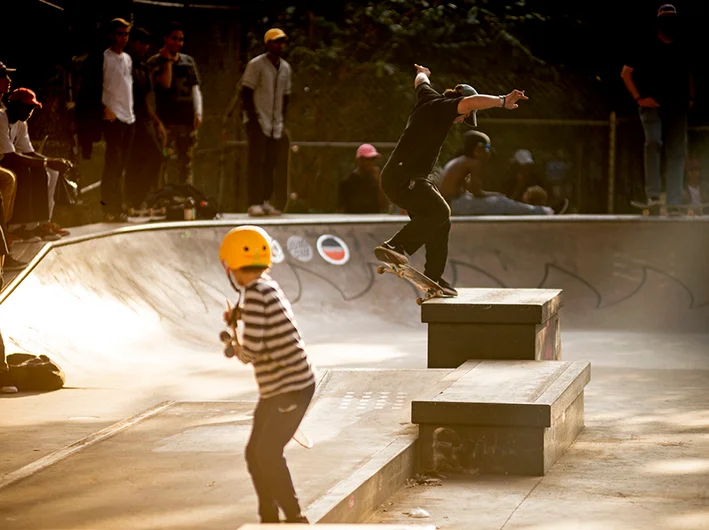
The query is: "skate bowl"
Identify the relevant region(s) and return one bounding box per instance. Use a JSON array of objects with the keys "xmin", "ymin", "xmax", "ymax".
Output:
[
  {"xmin": 1, "ymin": 215, "xmax": 707, "ymax": 346},
  {"xmin": 0, "ymin": 215, "xmax": 707, "ymax": 528}
]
